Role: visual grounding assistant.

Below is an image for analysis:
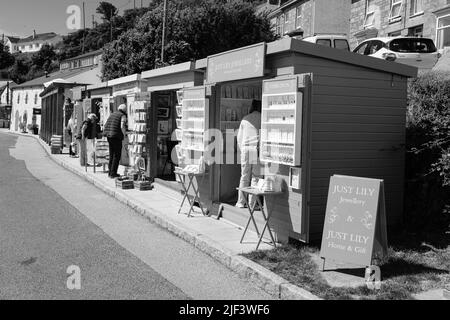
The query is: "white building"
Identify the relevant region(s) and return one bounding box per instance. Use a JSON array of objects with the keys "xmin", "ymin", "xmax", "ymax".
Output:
[
  {"xmin": 14, "ymin": 32, "xmax": 62, "ymax": 53},
  {"xmin": 1, "ymin": 36, "xmax": 20, "ymax": 54}
]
